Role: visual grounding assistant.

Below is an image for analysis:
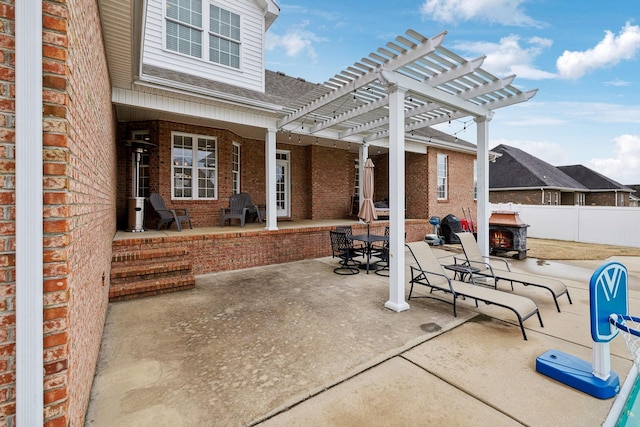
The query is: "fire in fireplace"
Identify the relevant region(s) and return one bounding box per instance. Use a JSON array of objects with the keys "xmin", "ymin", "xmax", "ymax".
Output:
[{"xmin": 488, "ymin": 211, "xmax": 529, "ymax": 259}]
